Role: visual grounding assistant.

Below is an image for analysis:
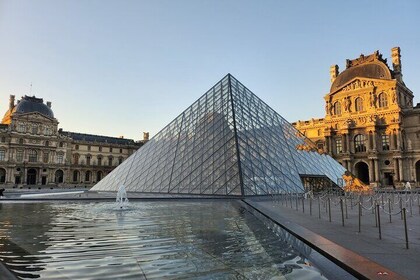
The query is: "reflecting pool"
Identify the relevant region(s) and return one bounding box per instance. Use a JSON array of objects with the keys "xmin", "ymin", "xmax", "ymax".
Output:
[{"xmin": 0, "ymin": 201, "xmax": 350, "ymax": 279}]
